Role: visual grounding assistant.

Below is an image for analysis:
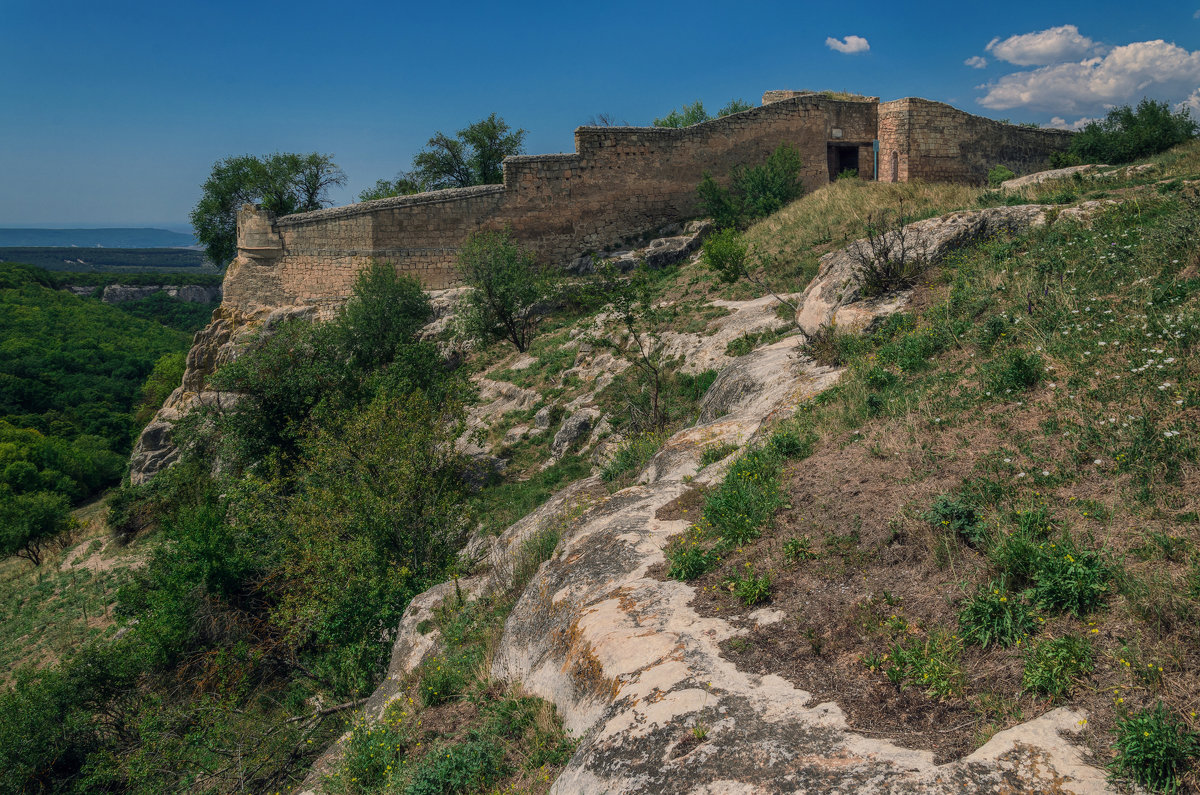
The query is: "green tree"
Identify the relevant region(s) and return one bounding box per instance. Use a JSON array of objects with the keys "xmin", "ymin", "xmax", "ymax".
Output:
[
  {"xmin": 717, "ymin": 98, "xmax": 754, "ymax": 116},
  {"xmin": 273, "ymin": 388, "xmax": 468, "ymax": 694},
  {"xmin": 208, "ymin": 260, "xmax": 440, "ymax": 469},
  {"xmin": 358, "ymin": 172, "xmax": 425, "ymax": 202},
  {"xmin": 336, "ymin": 261, "xmax": 432, "ymax": 372},
  {"xmin": 456, "ymin": 230, "xmax": 558, "ymax": 353},
  {"xmin": 0, "ymin": 491, "xmax": 74, "ymax": 565},
  {"xmin": 591, "ymin": 265, "xmax": 670, "ymax": 430},
  {"xmin": 1070, "ymin": 98, "xmax": 1198, "ymax": 164},
  {"xmin": 411, "ymin": 114, "xmax": 527, "ymax": 190},
  {"xmin": 654, "ymin": 100, "xmax": 711, "ymax": 128},
  {"xmin": 134, "ymin": 352, "xmax": 187, "ymax": 429},
  {"xmin": 190, "ymin": 152, "xmax": 346, "ymax": 267},
  {"xmin": 697, "ymin": 143, "xmax": 805, "ymax": 229},
  {"xmin": 654, "ymin": 98, "xmax": 754, "ymax": 128}
]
